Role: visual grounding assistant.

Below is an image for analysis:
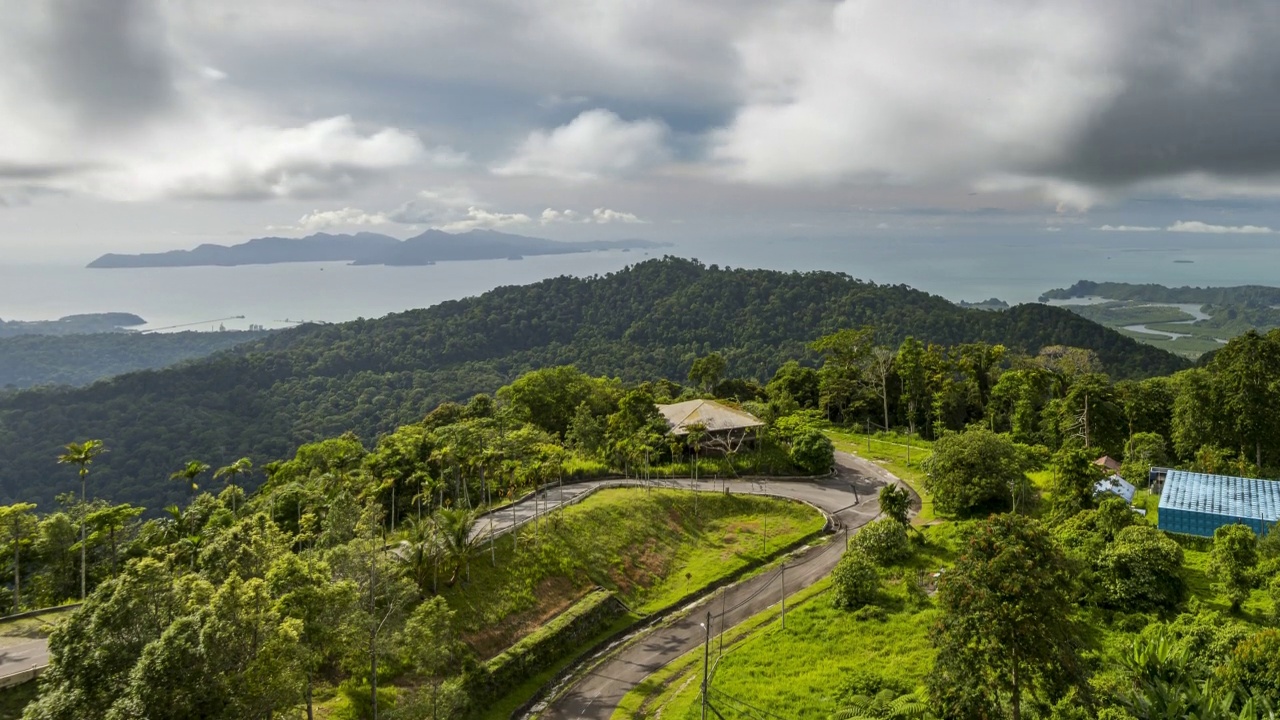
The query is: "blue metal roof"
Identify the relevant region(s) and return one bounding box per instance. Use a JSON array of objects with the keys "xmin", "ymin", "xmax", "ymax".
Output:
[{"xmin": 1158, "ymin": 470, "xmax": 1280, "ymax": 521}]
